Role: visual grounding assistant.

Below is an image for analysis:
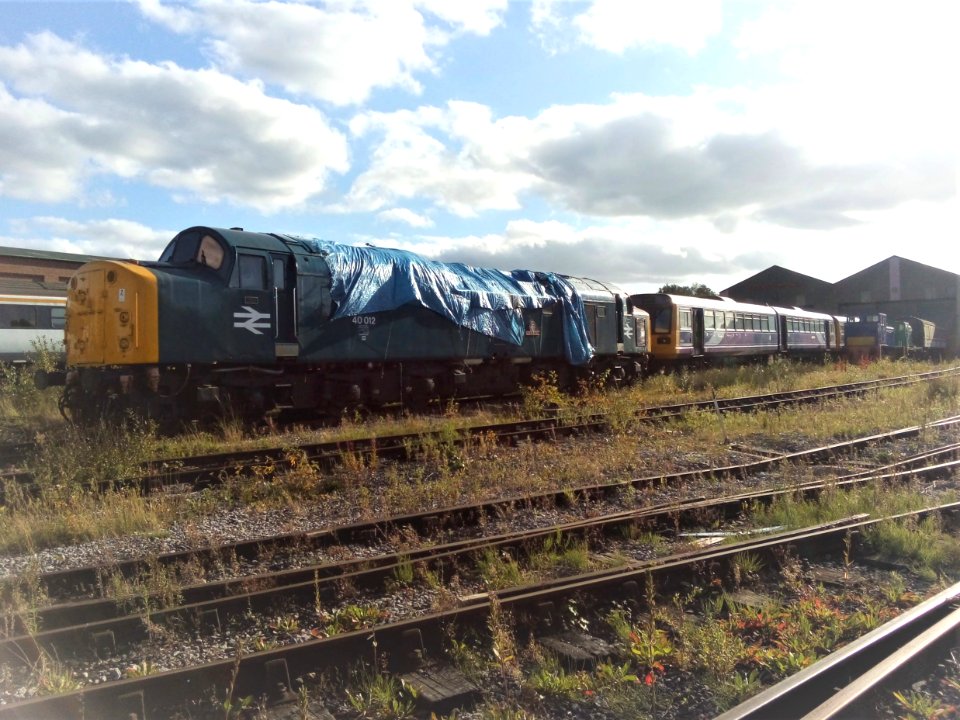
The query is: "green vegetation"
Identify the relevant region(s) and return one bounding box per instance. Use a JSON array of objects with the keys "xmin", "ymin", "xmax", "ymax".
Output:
[
  {"xmin": 0, "ymin": 338, "xmax": 63, "ymax": 430},
  {"xmin": 345, "ymin": 667, "xmax": 417, "ymax": 719},
  {"xmin": 0, "ymin": 360, "xmax": 956, "ymax": 561}
]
